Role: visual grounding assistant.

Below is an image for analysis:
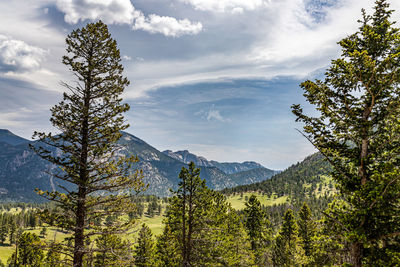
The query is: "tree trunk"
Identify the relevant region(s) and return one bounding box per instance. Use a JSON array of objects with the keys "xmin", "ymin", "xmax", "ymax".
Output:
[
  {"xmin": 74, "ymin": 72, "xmax": 90, "ymax": 267},
  {"xmin": 350, "ymin": 242, "xmax": 363, "ymax": 267},
  {"xmin": 182, "ymin": 175, "xmax": 187, "ymax": 267},
  {"xmin": 73, "ymin": 186, "xmax": 86, "ymax": 267},
  {"xmin": 186, "ymin": 179, "xmax": 193, "ymax": 266}
]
